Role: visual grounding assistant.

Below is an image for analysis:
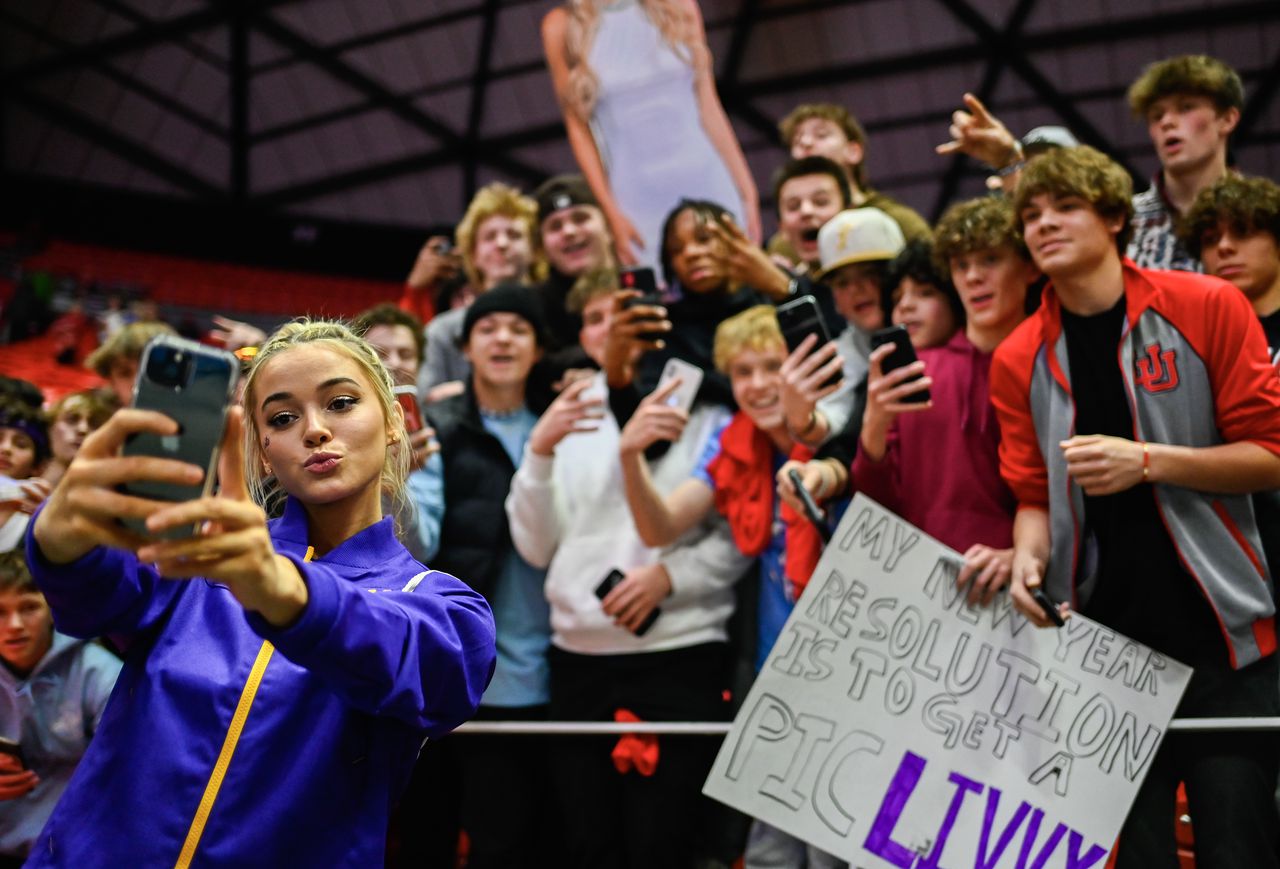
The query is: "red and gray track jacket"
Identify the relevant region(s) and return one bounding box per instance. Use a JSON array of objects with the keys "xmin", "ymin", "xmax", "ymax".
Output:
[{"xmin": 991, "ymin": 260, "xmax": 1280, "ymax": 669}]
